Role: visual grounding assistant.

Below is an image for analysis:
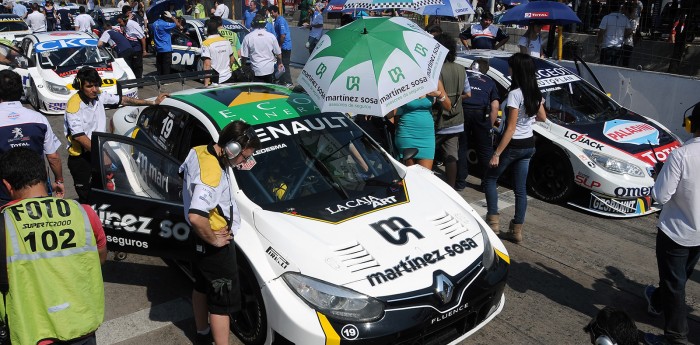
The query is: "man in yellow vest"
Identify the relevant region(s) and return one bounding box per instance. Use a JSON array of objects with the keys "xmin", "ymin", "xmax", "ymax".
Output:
[
  {"xmin": 0, "ymin": 147, "xmax": 108, "ymax": 345},
  {"xmin": 179, "ymin": 121, "xmax": 260, "ymax": 345}
]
